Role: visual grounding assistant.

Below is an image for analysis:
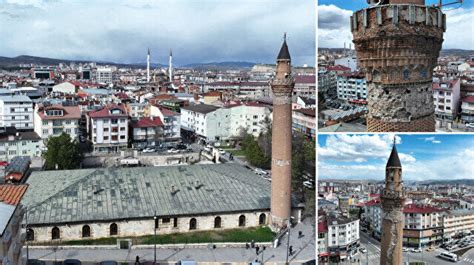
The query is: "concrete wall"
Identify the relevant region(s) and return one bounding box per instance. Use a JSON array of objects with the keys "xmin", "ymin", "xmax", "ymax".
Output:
[{"xmin": 82, "ymin": 151, "xmax": 200, "ymax": 167}]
